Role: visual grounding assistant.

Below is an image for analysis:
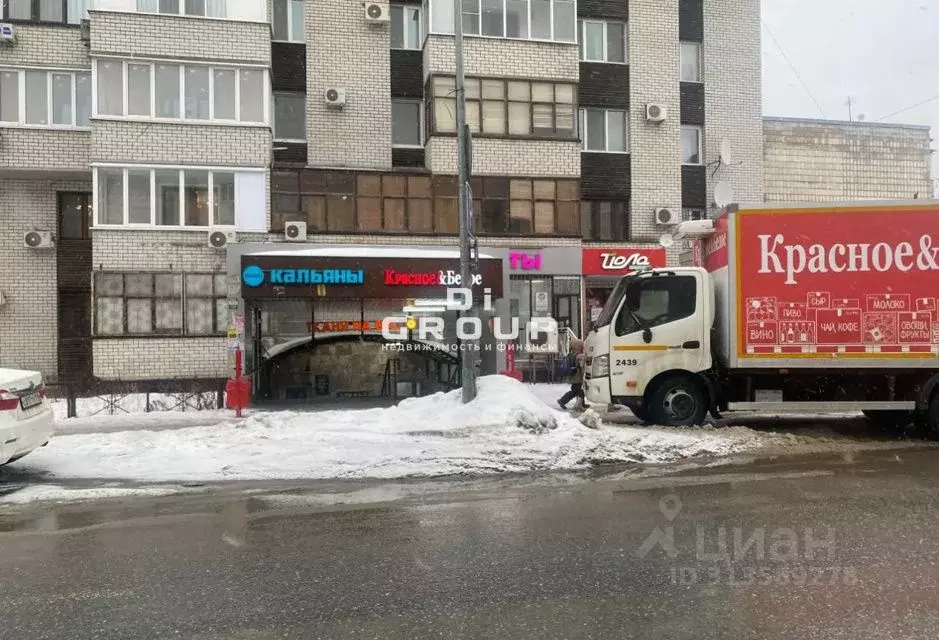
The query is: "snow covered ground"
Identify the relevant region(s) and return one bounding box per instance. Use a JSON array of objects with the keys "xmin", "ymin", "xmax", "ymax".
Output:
[{"xmin": 2, "ymin": 376, "xmax": 924, "ymax": 505}]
